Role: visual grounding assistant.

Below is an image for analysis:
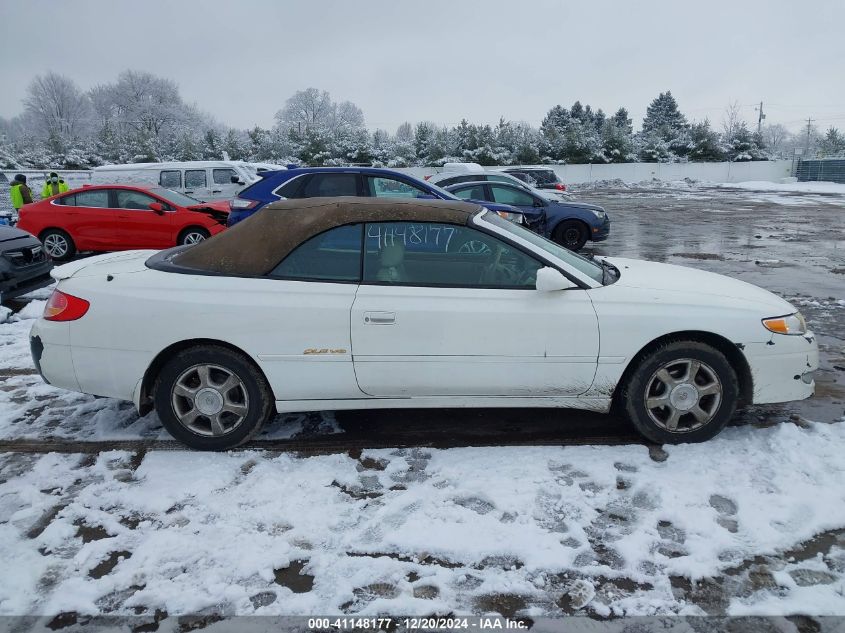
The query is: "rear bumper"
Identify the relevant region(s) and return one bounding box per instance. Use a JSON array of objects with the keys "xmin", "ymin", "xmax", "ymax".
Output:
[
  {"xmin": 743, "ymin": 332, "xmax": 819, "ymax": 404},
  {"xmin": 29, "ymin": 319, "xmax": 80, "ymax": 391}
]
